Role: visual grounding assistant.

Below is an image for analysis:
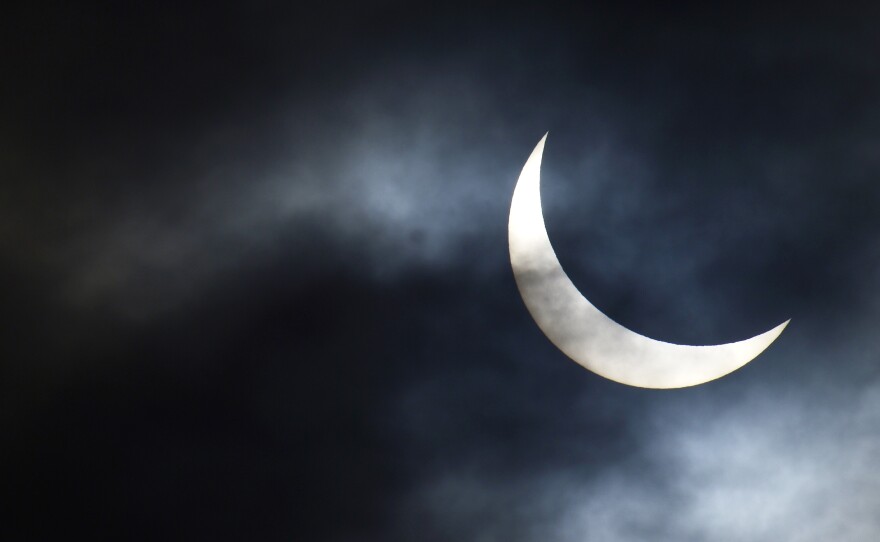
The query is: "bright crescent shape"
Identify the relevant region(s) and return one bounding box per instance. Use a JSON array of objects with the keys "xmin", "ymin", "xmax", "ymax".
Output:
[{"xmin": 509, "ymin": 134, "xmax": 789, "ymax": 389}]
